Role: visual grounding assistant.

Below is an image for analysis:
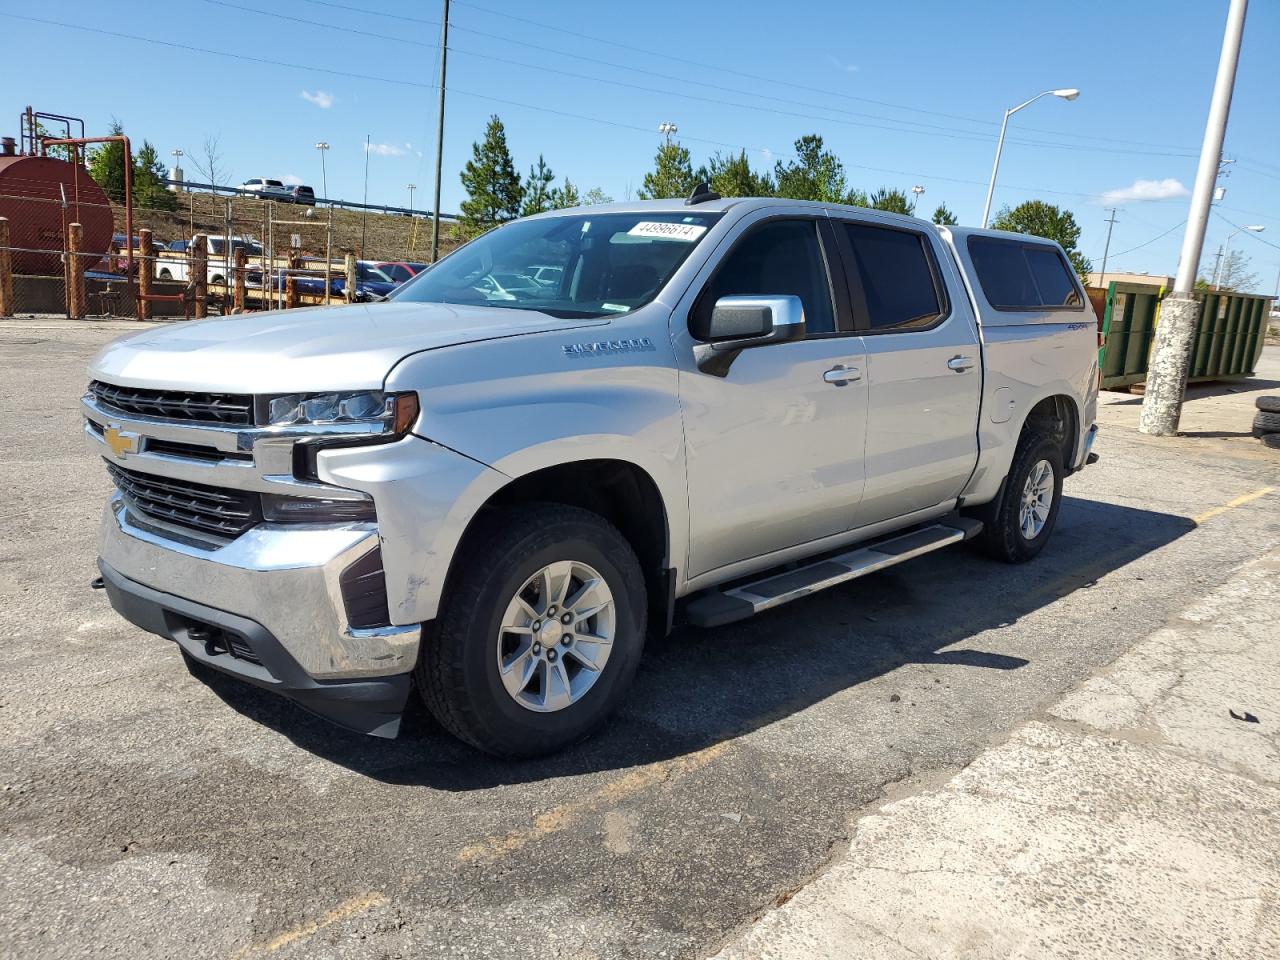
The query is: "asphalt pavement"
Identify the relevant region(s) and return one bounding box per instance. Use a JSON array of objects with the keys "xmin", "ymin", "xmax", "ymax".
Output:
[{"xmin": 1, "ymin": 319, "xmax": 1277, "ymax": 959}]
